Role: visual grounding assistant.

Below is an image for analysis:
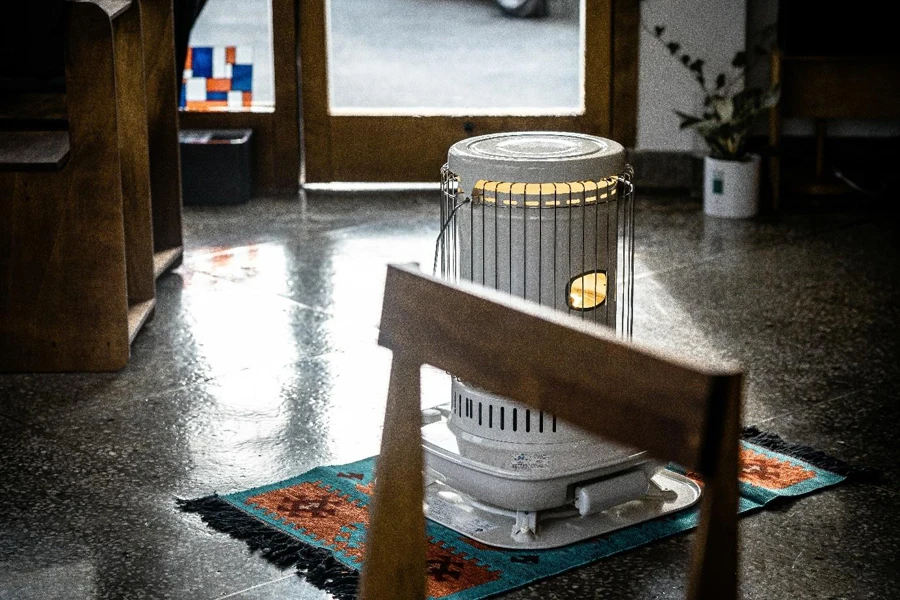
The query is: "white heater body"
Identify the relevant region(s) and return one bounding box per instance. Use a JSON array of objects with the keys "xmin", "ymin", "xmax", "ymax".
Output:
[
  {"xmin": 457, "ymin": 200, "xmax": 618, "ymax": 318},
  {"xmin": 424, "ymin": 132, "xmax": 700, "ymax": 548}
]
